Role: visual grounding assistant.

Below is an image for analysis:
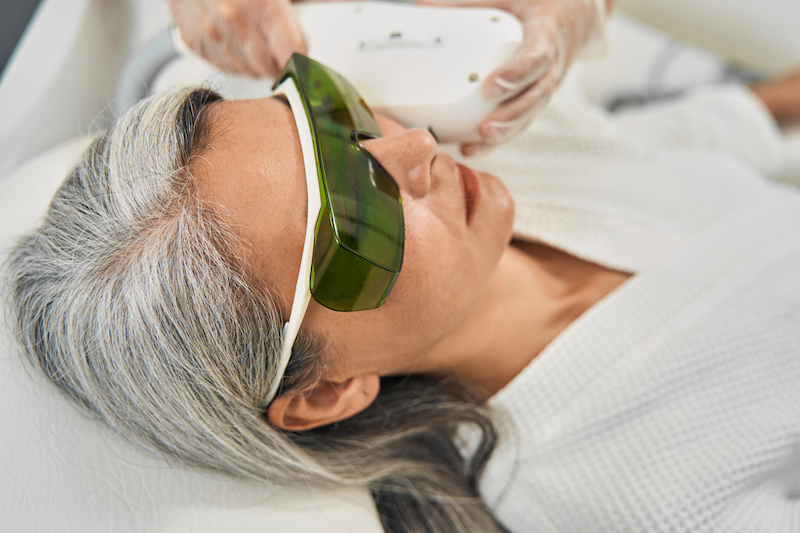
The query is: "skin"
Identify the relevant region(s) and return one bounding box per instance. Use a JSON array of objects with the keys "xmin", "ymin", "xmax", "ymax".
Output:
[
  {"xmin": 194, "ymin": 97, "xmax": 631, "ymax": 431},
  {"xmin": 751, "ymin": 70, "xmax": 800, "ymax": 126}
]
